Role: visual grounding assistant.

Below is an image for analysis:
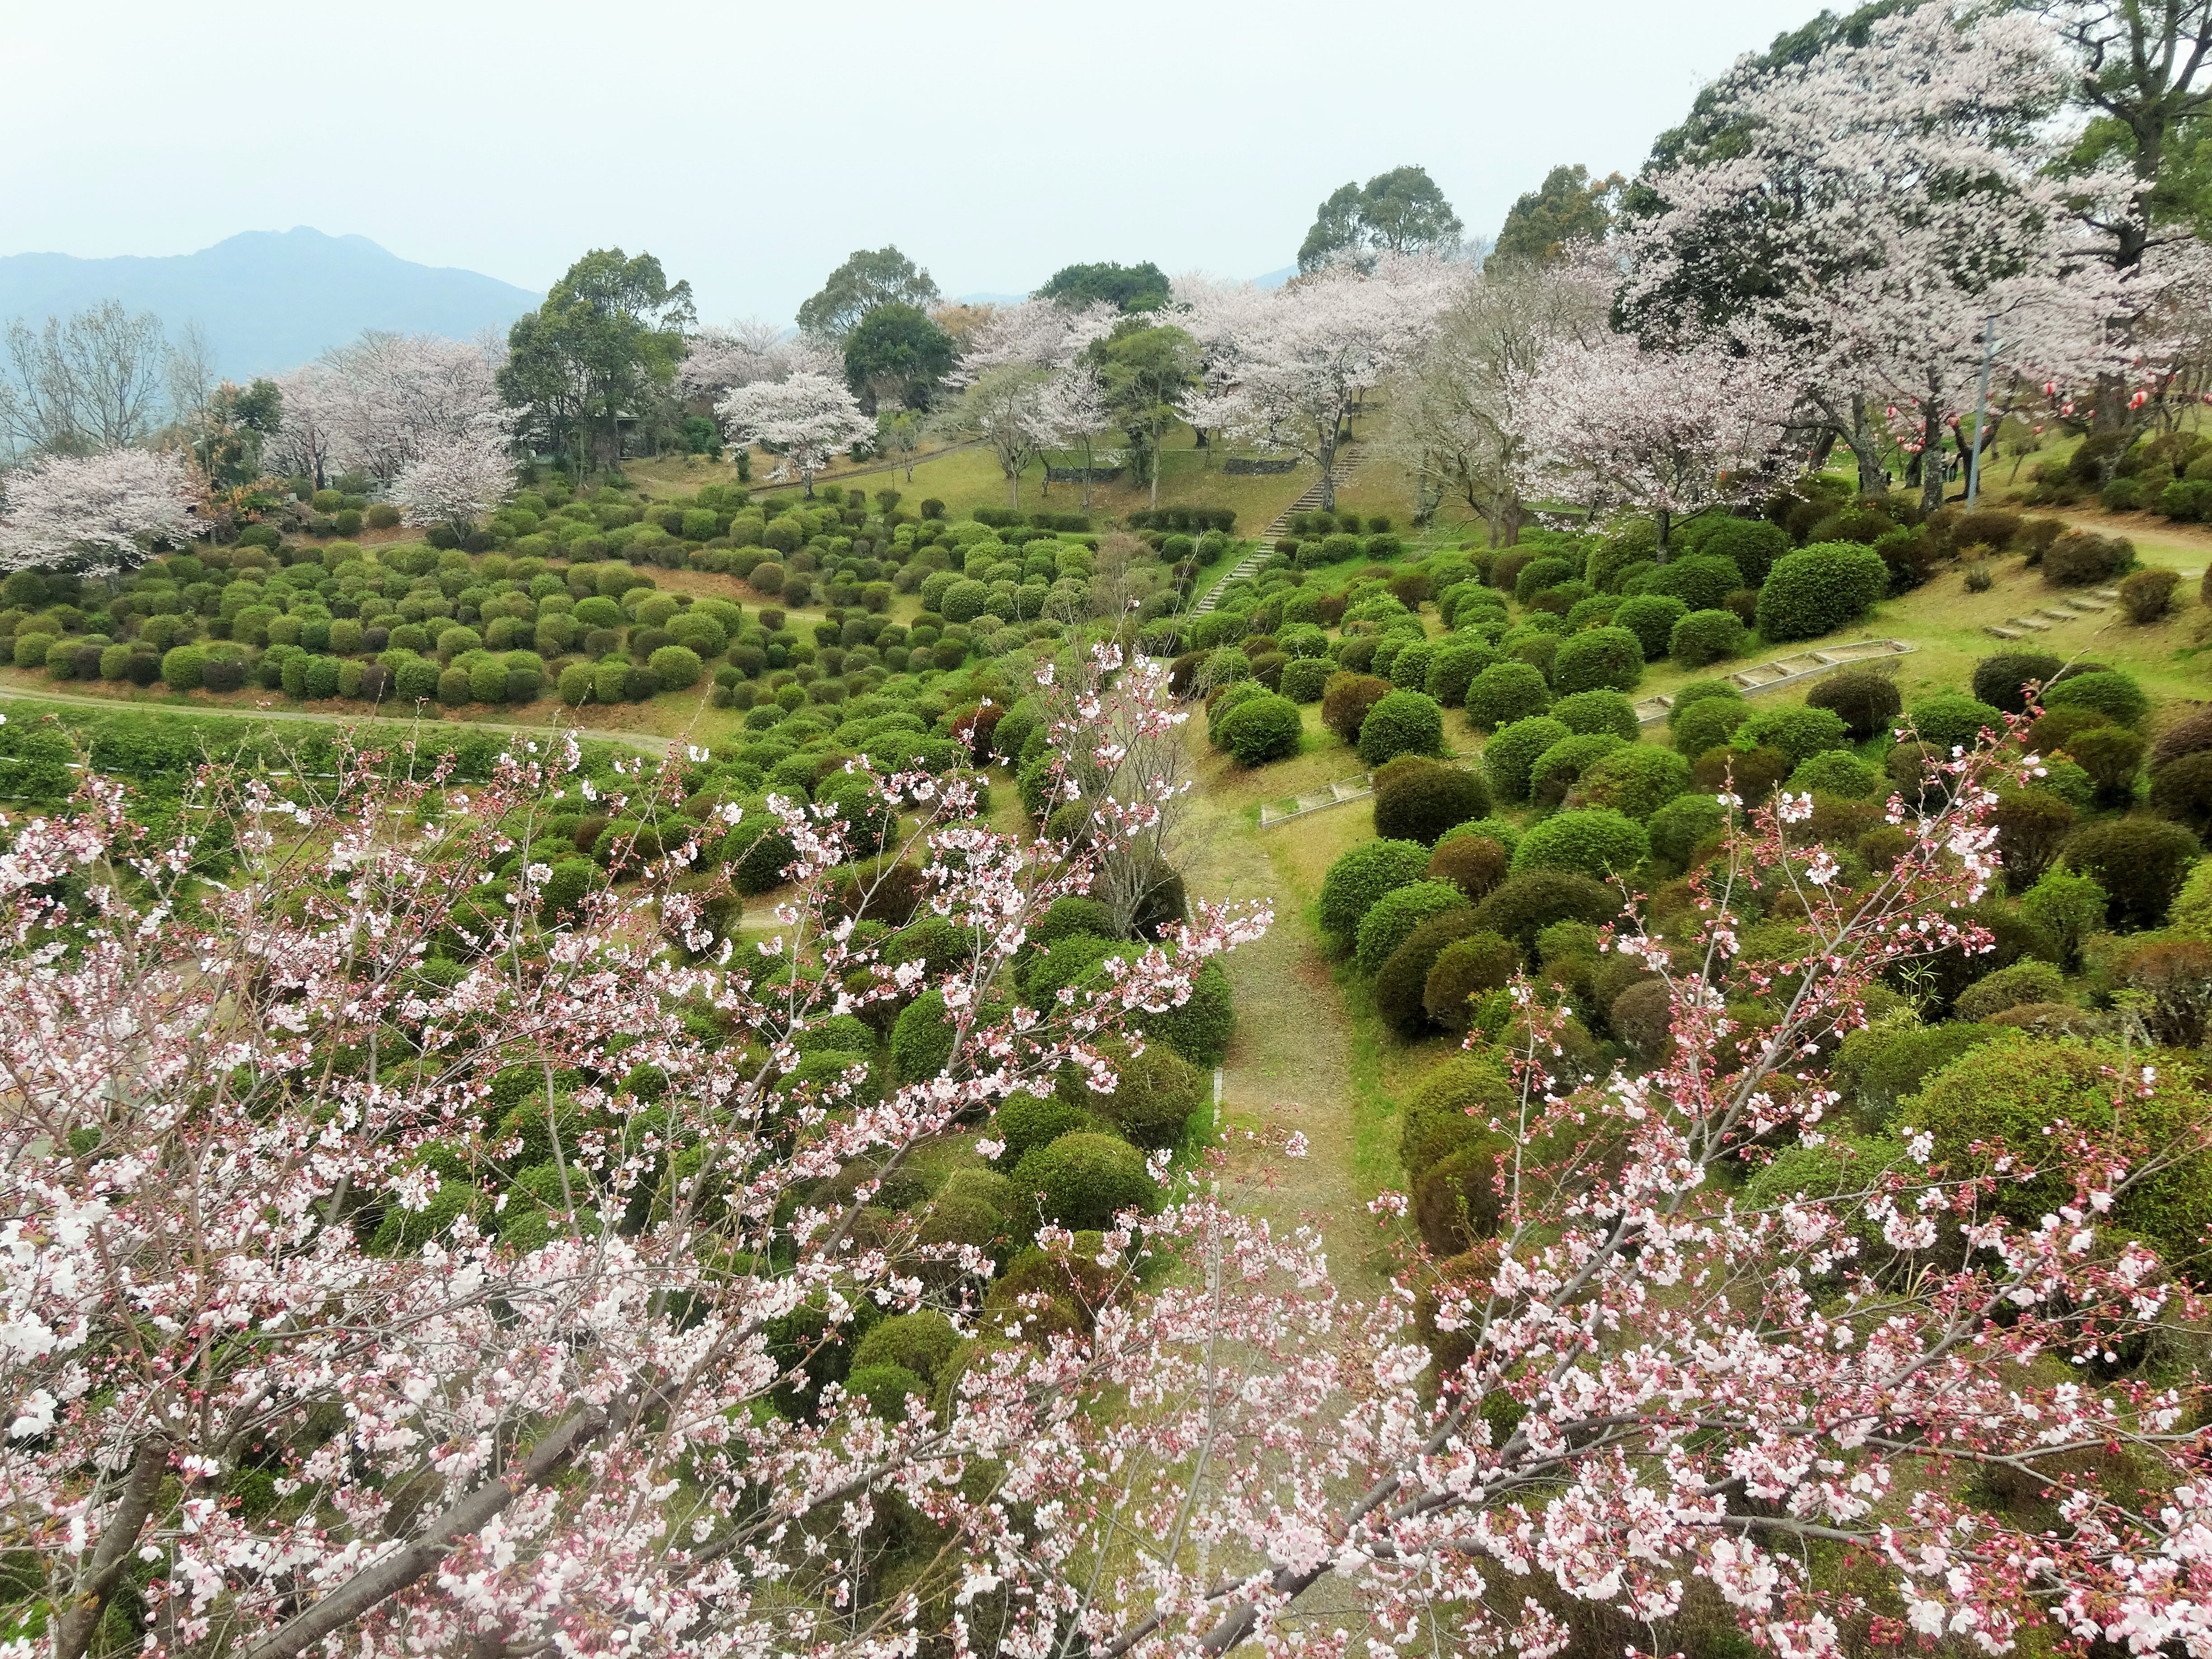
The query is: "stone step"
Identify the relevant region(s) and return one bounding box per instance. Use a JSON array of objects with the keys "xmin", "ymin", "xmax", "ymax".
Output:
[
  {"xmin": 1984, "ymin": 624, "xmax": 2026, "ymax": 639},
  {"xmin": 2064, "ymin": 597, "xmax": 2110, "ymax": 612},
  {"xmin": 2007, "ymin": 616, "xmax": 2053, "ymax": 631},
  {"xmin": 2093, "ymin": 587, "xmax": 2121, "ymax": 600},
  {"xmin": 2031, "ymin": 609, "xmax": 2080, "ymax": 623}
]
